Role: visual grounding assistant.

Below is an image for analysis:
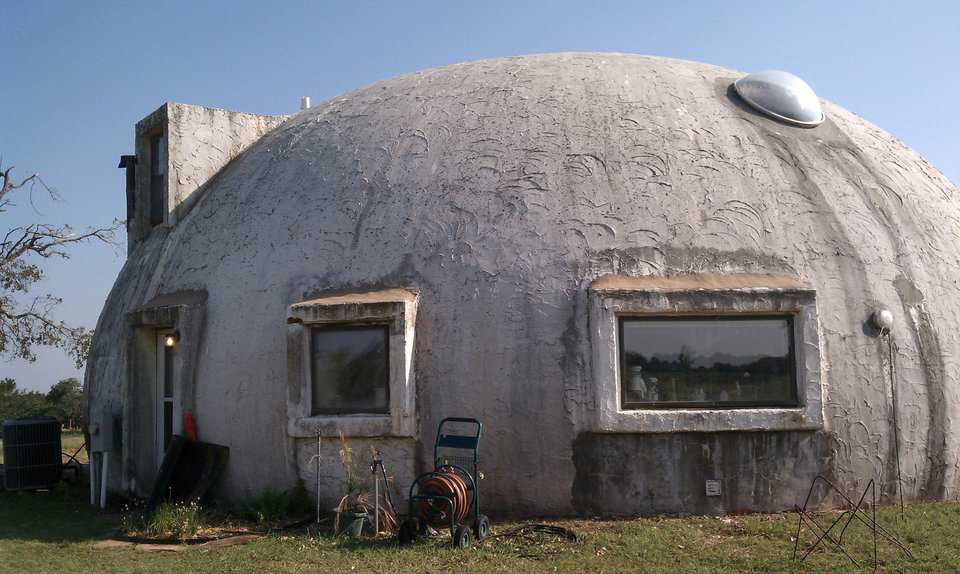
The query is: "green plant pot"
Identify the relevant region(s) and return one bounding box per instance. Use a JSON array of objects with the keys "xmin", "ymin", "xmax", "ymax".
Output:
[{"xmin": 337, "ymin": 512, "xmax": 367, "ymax": 537}]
